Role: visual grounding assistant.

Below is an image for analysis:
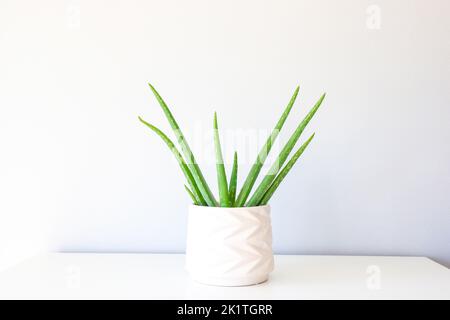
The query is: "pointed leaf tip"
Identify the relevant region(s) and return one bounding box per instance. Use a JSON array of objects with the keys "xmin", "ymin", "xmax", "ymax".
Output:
[
  {"xmin": 148, "ymin": 83, "xmax": 158, "ymax": 95},
  {"xmin": 213, "ymin": 112, "xmax": 218, "ymax": 128}
]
